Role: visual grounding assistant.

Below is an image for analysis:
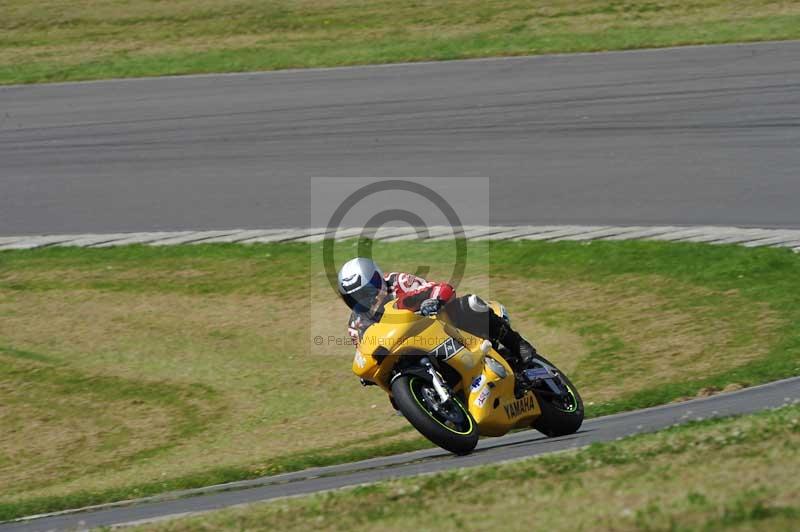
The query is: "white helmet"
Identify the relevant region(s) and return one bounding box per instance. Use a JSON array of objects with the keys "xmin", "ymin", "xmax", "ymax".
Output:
[{"xmin": 337, "ymin": 257, "xmax": 387, "ymax": 313}]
